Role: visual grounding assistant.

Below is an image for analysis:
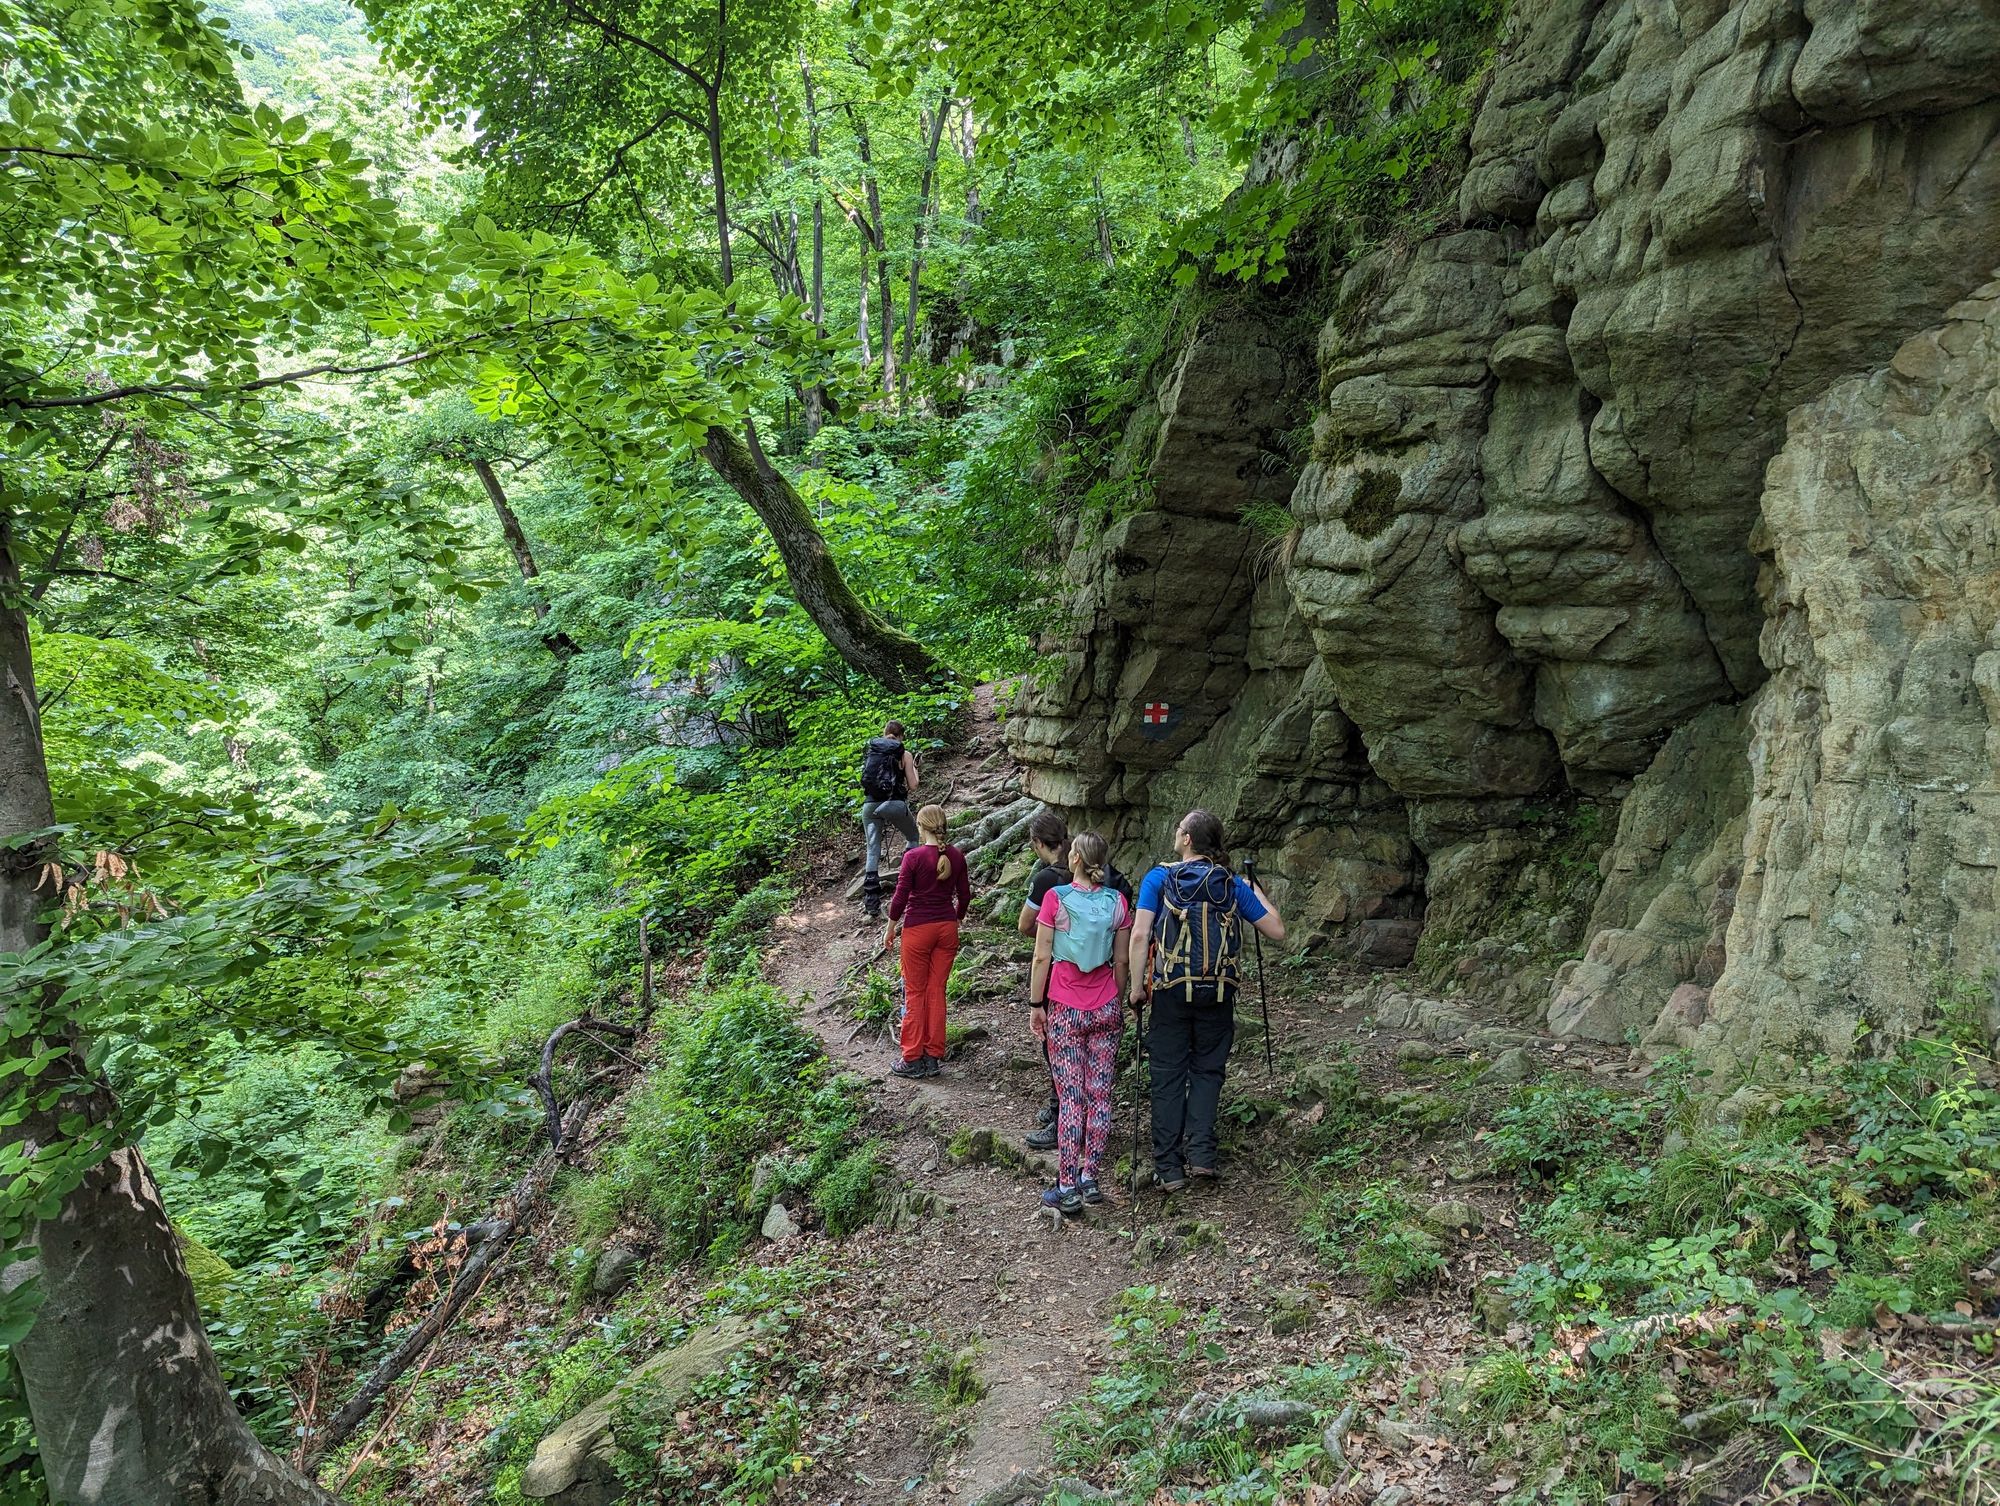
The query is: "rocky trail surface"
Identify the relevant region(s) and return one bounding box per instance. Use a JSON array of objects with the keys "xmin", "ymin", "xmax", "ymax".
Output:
[{"xmin": 755, "ymin": 684, "xmax": 1631, "ymax": 1505}]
